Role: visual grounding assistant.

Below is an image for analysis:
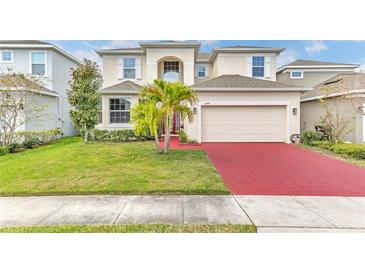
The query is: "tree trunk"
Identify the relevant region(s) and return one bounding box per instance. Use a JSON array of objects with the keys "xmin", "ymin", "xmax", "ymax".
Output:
[
  {"xmin": 83, "ymin": 124, "xmax": 88, "ymax": 143},
  {"xmin": 163, "ymin": 113, "xmax": 172, "ymax": 153},
  {"xmin": 154, "ymin": 130, "xmax": 161, "ymax": 153}
]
